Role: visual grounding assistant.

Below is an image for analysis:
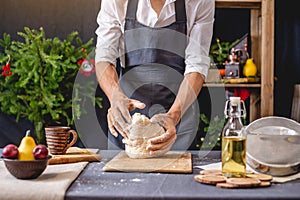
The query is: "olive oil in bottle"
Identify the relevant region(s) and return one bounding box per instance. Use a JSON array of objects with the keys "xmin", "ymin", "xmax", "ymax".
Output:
[
  {"xmin": 222, "ymin": 97, "xmax": 247, "ymax": 178},
  {"xmin": 222, "ymin": 136, "xmax": 246, "ymax": 178}
]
